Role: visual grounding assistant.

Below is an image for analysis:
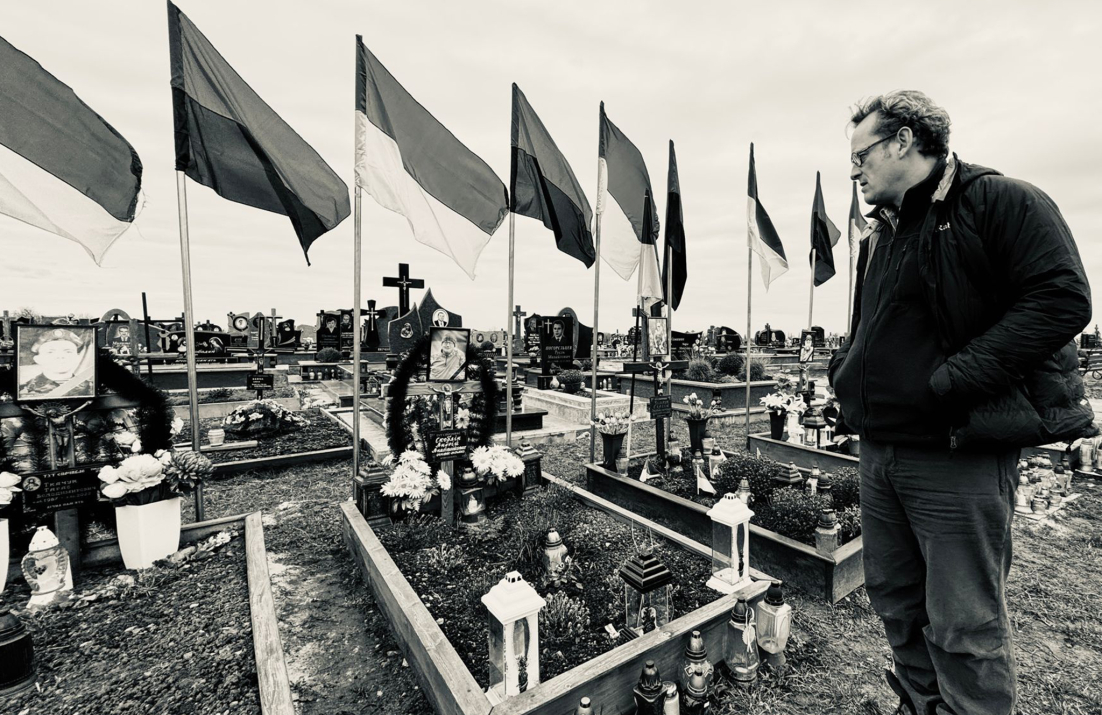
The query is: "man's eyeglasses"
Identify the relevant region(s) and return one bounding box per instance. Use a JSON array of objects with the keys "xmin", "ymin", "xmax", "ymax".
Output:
[{"xmin": 851, "ymin": 134, "xmax": 896, "ymax": 167}]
